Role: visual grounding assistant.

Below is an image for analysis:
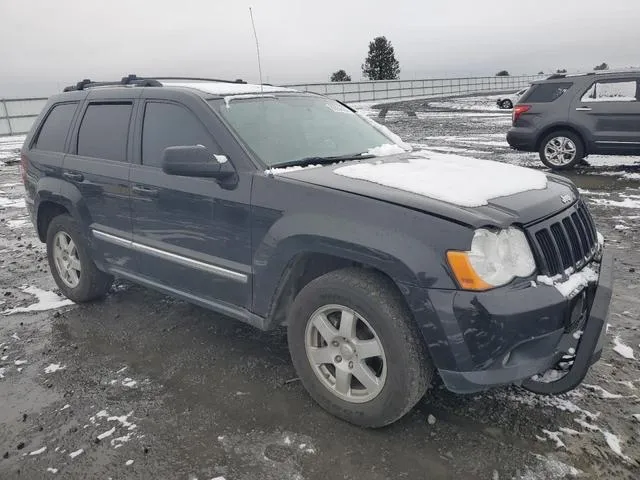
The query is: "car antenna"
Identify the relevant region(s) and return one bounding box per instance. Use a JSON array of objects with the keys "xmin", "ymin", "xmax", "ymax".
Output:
[{"xmin": 249, "ymin": 7, "xmax": 264, "ymax": 94}]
